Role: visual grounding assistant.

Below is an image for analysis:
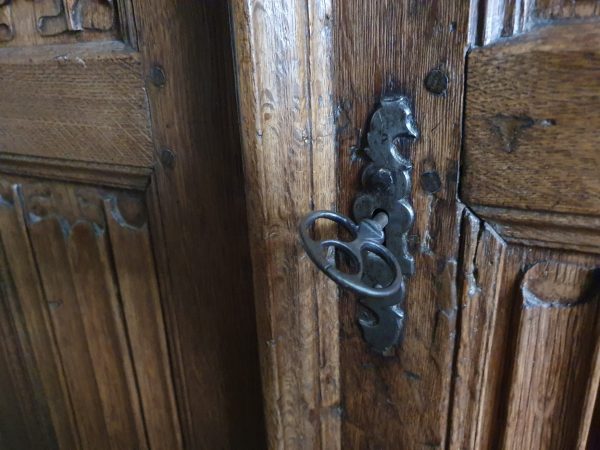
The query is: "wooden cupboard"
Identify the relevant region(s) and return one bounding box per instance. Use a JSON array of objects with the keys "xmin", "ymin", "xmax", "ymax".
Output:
[
  {"xmin": 0, "ymin": 1, "xmax": 263, "ymax": 449},
  {"xmin": 1, "ymin": 1, "xmax": 599, "ymax": 449}
]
